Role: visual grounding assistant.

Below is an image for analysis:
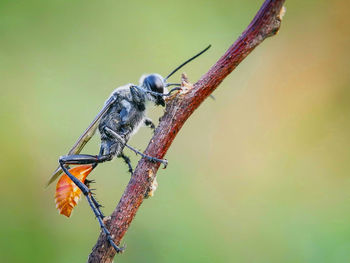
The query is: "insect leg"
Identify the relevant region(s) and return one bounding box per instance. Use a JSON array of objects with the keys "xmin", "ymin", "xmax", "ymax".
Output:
[
  {"xmin": 59, "ymin": 161, "xmax": 123, "ymax": 253},
  {"xmin": 59, "ymin": 154, "xmax": 113, "ymax": 217},
  {"xmin": 104, "ymin": 127, "xmax": 168, "ymax": 168},
  {"xmin": 85, "ymin": 195, "xmax": 124, "ymax": 253},
  {"xmin": 90, "ymin": 195, "xmax": 105, "ymax": 218},
  {"xmin": 124, "ymin": 143, "xmax": 168, "ymax": 168},
  {"xmin": 59, "ymin": 154, "xmax": 113, "ymax": 165},
  {"xmin": 84, "ymin": 179, "xmax": 105, "ymax": 218},
  {"xmin": 58, "ymin": 161, "xmax": 103, "ymax": 220},
  {"xmin": 120, "ymin": 152, "xmax": 133, "ymax": 175}
]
